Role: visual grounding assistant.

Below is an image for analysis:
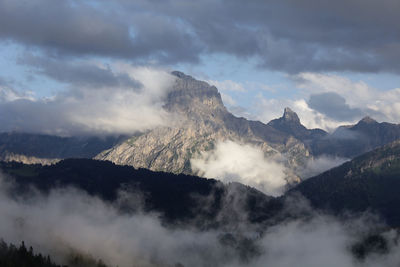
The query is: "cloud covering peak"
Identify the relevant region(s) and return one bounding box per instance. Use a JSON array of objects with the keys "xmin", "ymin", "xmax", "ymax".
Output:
[
  {"xmin": 0, "ymin": 64, "xmax": 176, "ymax": 136},
  {"xmin": 191, "ymin": 140, "xmax": 288, "ymax": 196}
]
